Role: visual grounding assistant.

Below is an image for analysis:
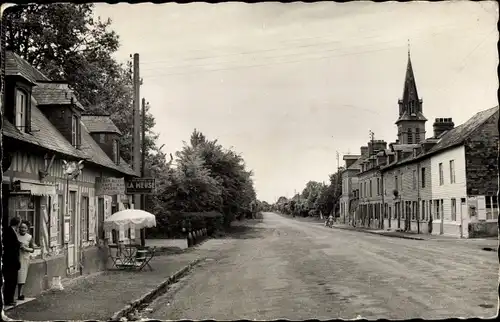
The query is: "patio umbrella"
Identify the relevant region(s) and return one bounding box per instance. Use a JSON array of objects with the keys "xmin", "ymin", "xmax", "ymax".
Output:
[{"xmin": 103, "ymin": 209, "xmax": 157, "ymax": 232}]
